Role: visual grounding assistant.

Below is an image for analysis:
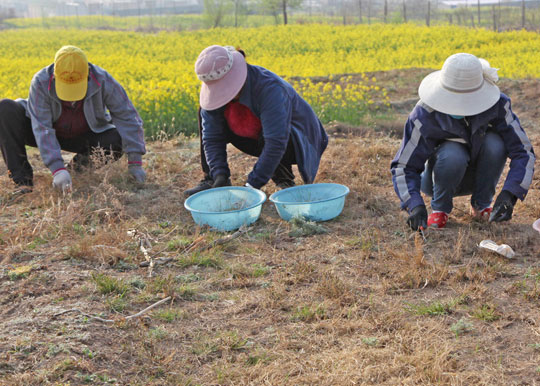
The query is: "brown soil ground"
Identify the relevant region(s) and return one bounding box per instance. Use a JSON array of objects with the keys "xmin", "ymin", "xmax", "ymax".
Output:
[{"xmin": 0, "ymin": 68, "xmax": 539, "ymax": 385}]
